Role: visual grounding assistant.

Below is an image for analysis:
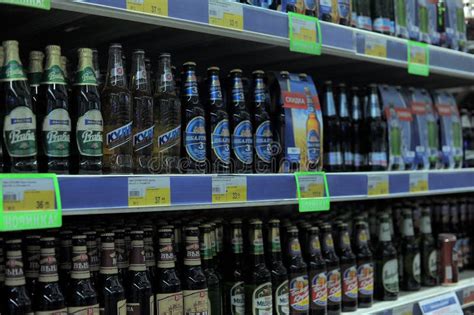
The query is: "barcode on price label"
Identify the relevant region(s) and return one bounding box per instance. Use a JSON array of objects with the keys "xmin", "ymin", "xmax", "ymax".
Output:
[
  {"xmin": 128, "ymin": 190, "xmax": 142, "ymax": 198},
  {"xmin": 3, "ymin": 194, "xmax": 18, "ymax": 201}
]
